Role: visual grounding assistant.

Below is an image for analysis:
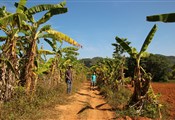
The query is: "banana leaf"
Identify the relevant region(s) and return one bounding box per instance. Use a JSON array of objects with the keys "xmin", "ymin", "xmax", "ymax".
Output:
[
  {"xmin": 46, "ymin": 29, "xmax": 82, "ymax": 47},
  {"xmin": 38, "ymin": 49, "xmax": 55, "ymax": 55},
  {"xmin": 39, "ymin": 25, "xmax": 51, "ymax": 33},
  {"xmin": 19, "ymin": 21, "xmax": 32, "ymax": 31},
  {"xmin": 115, "ymin": 36, "xmax": 133, "ymax": 57},
  {"xmin": 62, "ymin": 46, "xmax": 79, "ymax": 51},
  {"xmin": 0, "ymin": 13, "xmax": 27, "ymax": 27},
  {"xmin": 0, "ymin": 6, "xmax": 11, "ymax": 18},
  {"xmin": 15, "ymin": 0, "xmax": 27, "ymax": 13},
  {"xmin": 43, "ymin": 38, "xmax": 57, "ymax": 51},
  {"xmin": 0, "ymin": 36, "xmax": 7, "ymax": 41},
  {"xmin": 39, "ymin": 34, "xmax": 62, "ymax": 43},
  {"xmin": 139, "ymin": 24, "xmax": 157, "ymax": 56},
  {"xmin": 36, "ymin": 8, "xmax": 67, "ymax": 25},
  {"xmin": 140, "ymin": 52, "xmax": 150, "ymax": 58},
  {"xmin": 147, "ymin": 13, "xmax": 175, "ymax": 23},
  {"xmin": 25, "ymin": 1, "xmax": 66, "ymax": 15}
]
